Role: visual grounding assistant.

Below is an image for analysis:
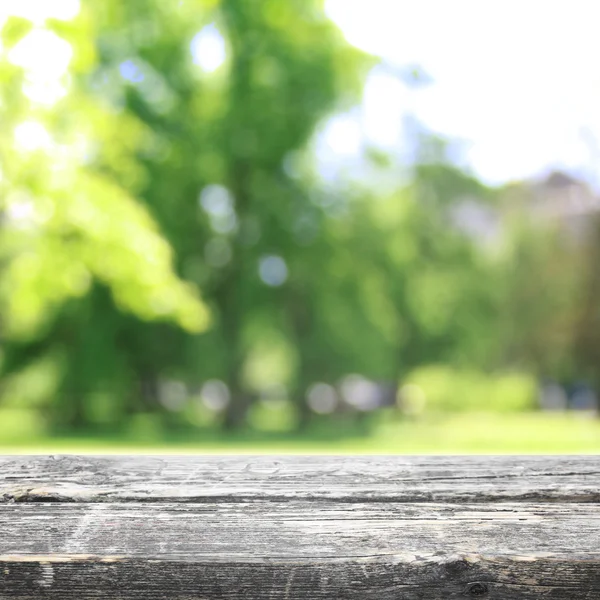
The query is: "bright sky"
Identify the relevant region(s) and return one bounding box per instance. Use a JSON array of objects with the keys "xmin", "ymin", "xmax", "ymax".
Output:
[
  {"xmin": 324, "ymin": 0, "xmax": 600, "ymax": 189},
  {"xmin": 4, "ymin": 0, "xmax": 600, "ymax": 190}
]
